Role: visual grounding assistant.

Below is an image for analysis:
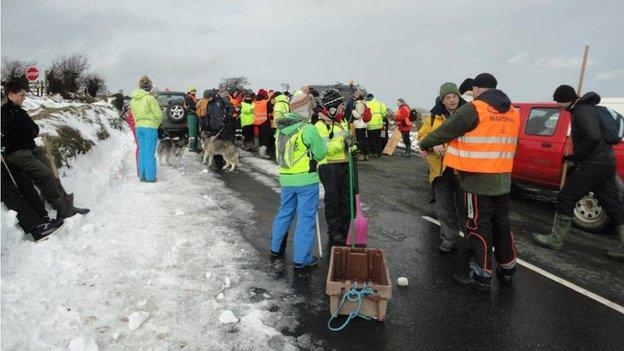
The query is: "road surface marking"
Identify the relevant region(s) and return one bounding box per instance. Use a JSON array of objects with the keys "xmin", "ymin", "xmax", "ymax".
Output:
[{"xmin": 421, "ymin": 215, "xmax": 624, "ymax": 315}]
